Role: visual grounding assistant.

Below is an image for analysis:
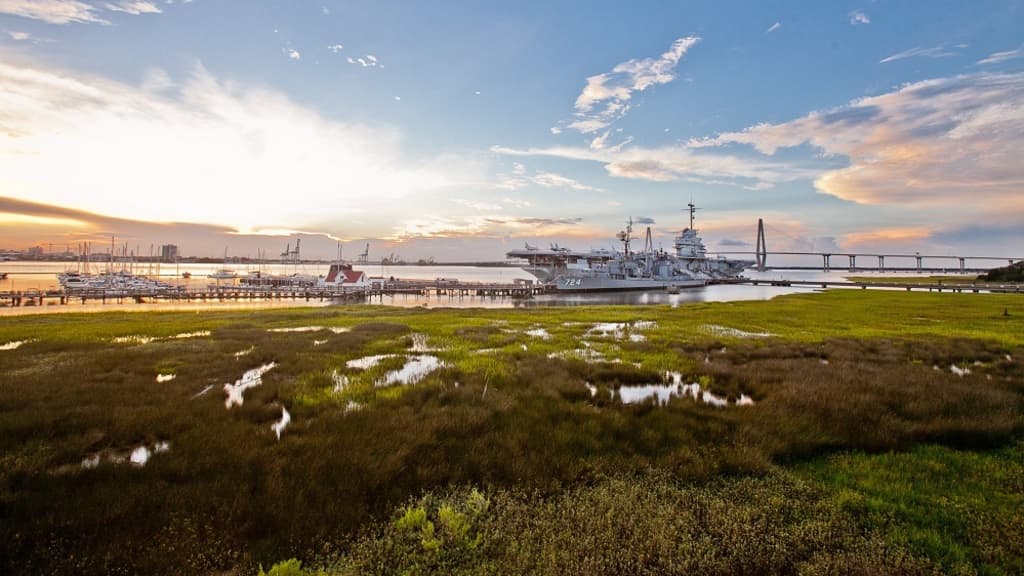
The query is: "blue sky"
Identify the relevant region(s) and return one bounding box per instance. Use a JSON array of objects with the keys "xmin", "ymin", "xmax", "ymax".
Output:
[{"xmin": 1, "ymin": 0, "xmax": 1022, "ymax": 260}]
